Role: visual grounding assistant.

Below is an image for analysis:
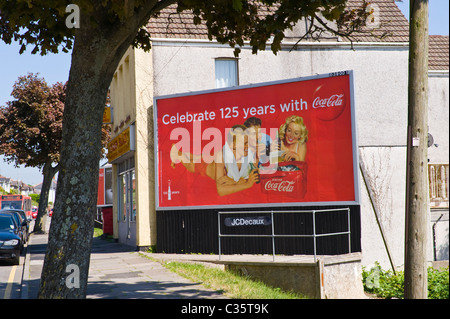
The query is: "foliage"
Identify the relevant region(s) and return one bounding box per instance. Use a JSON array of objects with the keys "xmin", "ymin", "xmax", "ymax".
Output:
[
  {"xmin": 0, "ymin": 73, "xmax": 64, "ymax": 168},
  {"xmin": 176, "ymin": 0, "xmax": 372, "ymax": 56},
  {"xmin": 93, "ymin": 227, "xmax": 104, "ymax": 238},
  {"xmin": 0, "ymin": 73, "xmax": 110, "ymax": 169},
  {"xmin": 0, "ymin": 0, "xmax": 75, "ymax": 55},
  {"xmin": 428, "ymin": 266, "xmax": 450, "ymax": 299},
  {"xmin": 29, "ymin": 193, "xmax": 40, "ymax": 203},
  {"xmin": 362, "ymin": 262, "xmax": 449, "ymax": 299},
  {"xmin": 0, "ymin": 0, "xmax": 372, "ymax": 57}
]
